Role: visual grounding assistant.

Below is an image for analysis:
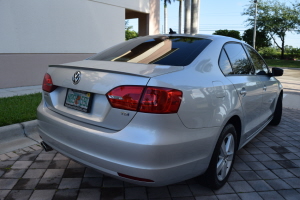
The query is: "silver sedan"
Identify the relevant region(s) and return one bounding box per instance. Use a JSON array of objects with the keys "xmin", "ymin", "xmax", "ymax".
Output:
[{"xmin": 37, "ymin": 34, "xmax": 283, "ymax": 189}]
